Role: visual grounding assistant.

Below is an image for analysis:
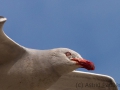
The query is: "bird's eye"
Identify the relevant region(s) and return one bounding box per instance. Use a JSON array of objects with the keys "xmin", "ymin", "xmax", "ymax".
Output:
[
  {"xmin": 65, "ymin": 52, "xmax": 72, "ymax": 59},
  {"xmin": 65, "ymin": 52, "xmax": 71, "ymax": 56}
]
